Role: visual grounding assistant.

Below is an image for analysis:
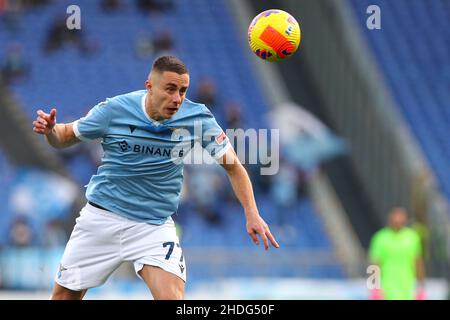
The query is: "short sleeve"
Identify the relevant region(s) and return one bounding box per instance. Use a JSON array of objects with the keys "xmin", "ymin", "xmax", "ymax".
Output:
[
  {"xmin": 200, "ymin": 112, "xmax": 231, "ymax": 160},
  {"xmin": 73, "ymin": 100, "xmax": 112, "ymax": 141}
]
